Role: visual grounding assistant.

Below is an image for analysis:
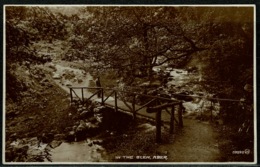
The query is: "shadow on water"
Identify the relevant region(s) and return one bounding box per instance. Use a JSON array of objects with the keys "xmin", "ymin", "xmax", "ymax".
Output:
[{"xmin": 50, "ymin": 108, "xmax": 135, "ymax": 162}]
